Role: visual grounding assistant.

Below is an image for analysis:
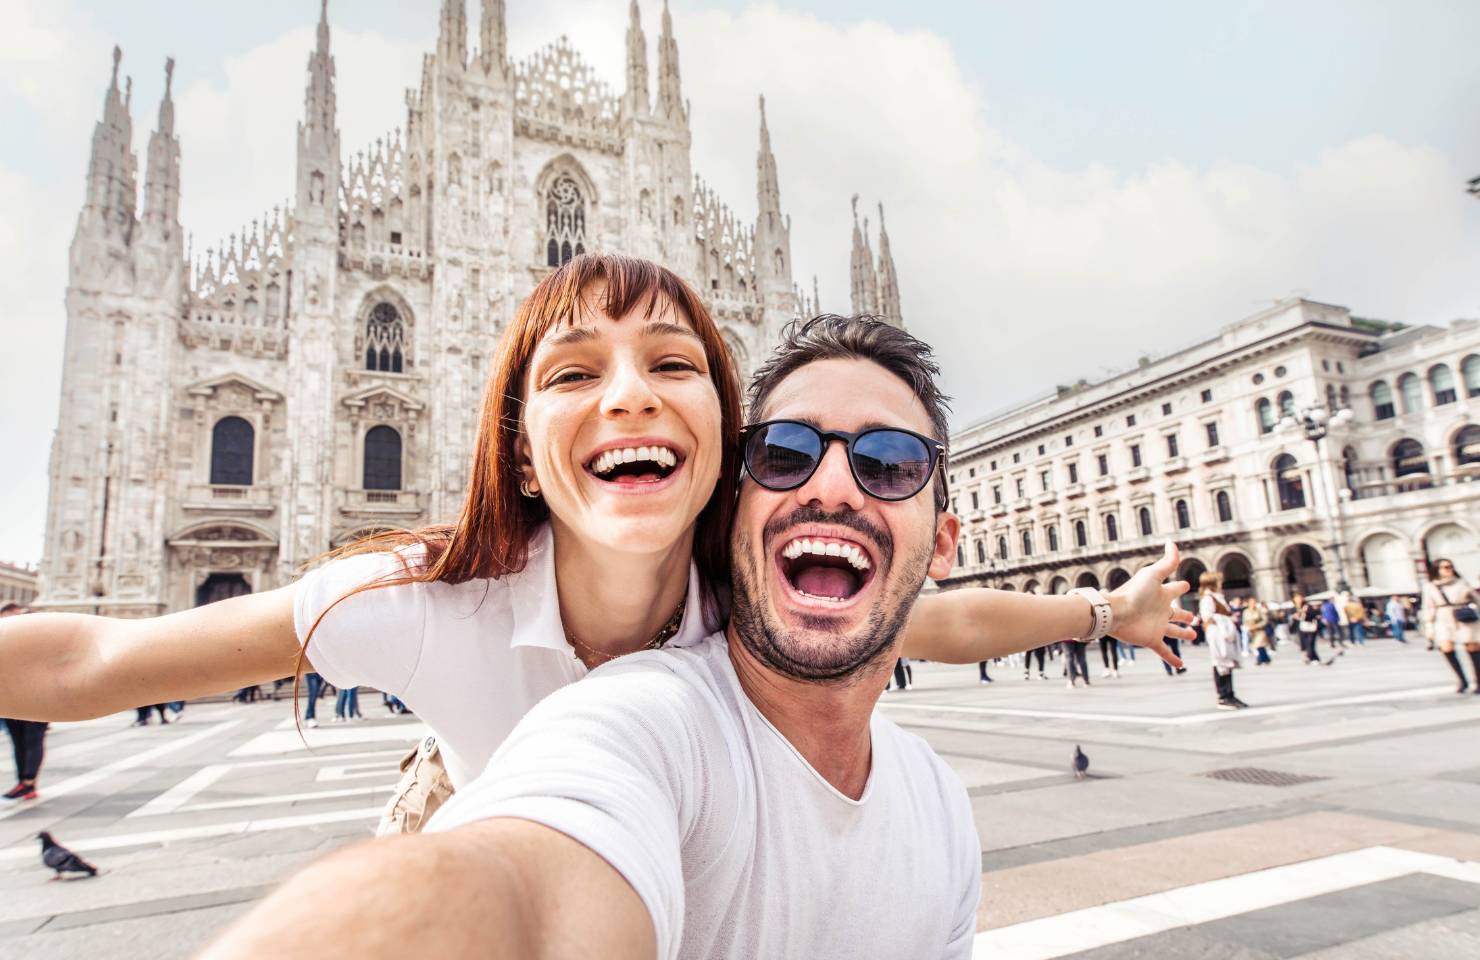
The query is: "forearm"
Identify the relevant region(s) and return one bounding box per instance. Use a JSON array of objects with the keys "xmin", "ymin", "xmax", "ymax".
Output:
[
  {"xmin": 903, "ymin": 590, "xmax": 1098, "ymax": 663},
  {"xmin": 199, "ymin": 822, "xmax": 654, "ymax": 960}
]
